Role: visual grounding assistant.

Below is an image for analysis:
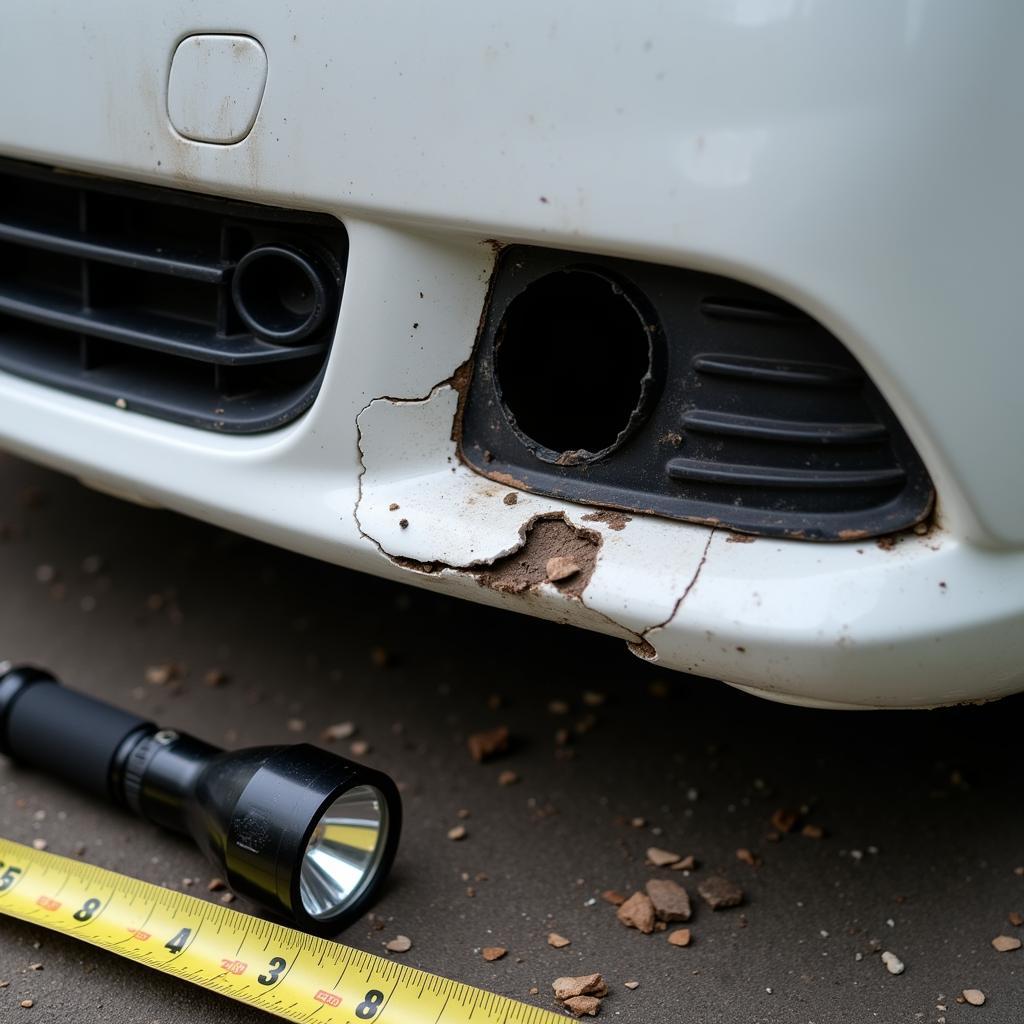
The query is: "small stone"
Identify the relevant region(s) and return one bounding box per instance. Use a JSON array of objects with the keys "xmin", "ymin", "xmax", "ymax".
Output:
[
  {"xmin": 115, "ymin": 397, "xmax": 128, "ymax": 409},
  {"xmin": 645, "ymin": 879, "xmax": 692, "ymax": 922},
  {"xmin": 207, "ymin": 878, "xmax": 226, "ymax": 892},
  {"xmin": 545, "ymin": 557, "xmax": 580, "ymax": 582},
  {"xmin": 770, "ymin": 808, "xmax": 799, "ymax": 833},
  {"xmin": 630, "ymin": 817, "xmax": 646, "ymax": 828},
  {"xmin": 646, "ymin": 847, "xmax": 681, "ymax": 867},
  {"xmin": 801, "ymin": 824, "xmax": 825, "ymax": 840},
  {"xmin": 203, "ymin": 669, "xmax": 229, "ymax": 687},
  {"xmin": 467, "ymin": 726, "xmax": 510, "ymax": 763},
  {"xmin": 1015, "ymin": 866, "xmax": 1024, "ymax": 877},
  {"xmin": 624, "ymin": 981, "xmax": 639, "ymax": 990},
  {"xmin": 321, "ymin": 721, "xmax": 356, "ymax": 742},
  {"xmin": 616, "ymin": 891, "xmax": 656, "ymax": 934},
  {"xmin": 601, "ymin": 890, "xmax": 628, "ymax": 907},
  {"xmin": 881, "ymin": 951, "xmax": 905, "ymax": 975},
  {"xmin": 991, "ymin": 934, "xmax": 1021, "ymax": 952},
  {"xmin": 388, "ymin": 503, "xmax": 400, "ymax": 511},
  {"xmin": 350, "ymin": 739, "xmax": 371, "ymax": 757},
  {"xmin": 552, "ymin": 975, "xmax": 607, "ymax": 1001},
  {"xmin": 447, "ymin": 825, "xmax": 468, "ymax": 841},
  {"xmin": 386, "ymin": 935, "xmax": 412, "ymax": 954},
  {"xmin": 697, "ymin": 876, "xmax": 744, "ymax": 910},
  {"xmin": 31, "ymin": 839, "xmax": 47, "ymax": 851},
  {"xmin": 144, "ymin": 664, "xmax": 177, "ymax": 686},
  {"xmin": 220, "ymin": 892, "xmax": 235, "ymax": 904},
  {"xmin": 670, "ymin": 855, "xmax": 697, "ymax": 872},
  {"xmin": 28, "ymin": 964, "xmax": 42, "ymax": 971},
  {"xmin": 667, "ymin": 928, "xmax": 692, "ymax": 947},
  {"xmin": 547, "ymin": 932, "xmax": 571, "ymax": 949},
  {"xmin": 1009, "ymin": 911, "xmax": 1024, "ymax": 927},
  {"xmin": 20, "ymin": 1000, "xmax": 33, "ymax": 1009},
  {"xmin": 456, "ymin": 808, "xmax": 471, "ymax": 820},
  {"xmin": 736, "ymin": 848, "xmax": 760, "ymax": 867},
  {"xmin": 498, "ymin": 770, "xmax": 519, "ymax": 786},
  {"xmin": 962, "ymin": 989, "xmax": 985, "ymax": 1006},
  {"xmin": 482, "ymin": 947, "xmax": 507, "ymax": 962},
  {"xmin": 562, "ymin": 995, "xmax": 601, "ymax": 1017}
]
